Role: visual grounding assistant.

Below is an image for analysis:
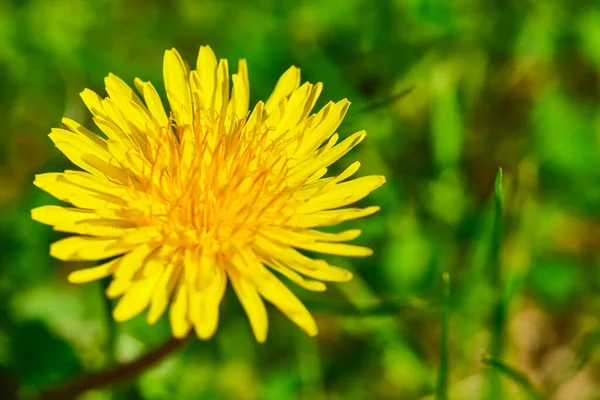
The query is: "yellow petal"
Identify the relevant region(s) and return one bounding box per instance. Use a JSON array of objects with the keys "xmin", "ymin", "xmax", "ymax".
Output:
[
  {"xmin": 113, "ymin": 274, "xmax": 160, "ymax": 321},
  {"xmin": 53, "ymin": 220, "xmax": 136, "ymax": 237},
  {"xmin": 50, "ymin": 236, "xmax": 131, "ymax": 261},
  {"xmin": 250, "ymin": 266, "xmax": 318, "ymax": 337},
  {"xmin": 192, "ymin": 267, "xmax": 227, "ymax": 340},
  {"xmin": 234, "ymin": 59, "xmax": 250, "ymax": 118},
  {"xmin": 134, "ymin": 78, "xmax": 169, "ymax": 127},
  {"xmin": 92, "ymin": 114, "xmax": 129, "ymax": 143},
  {"xmin": 106, "ymin": 138, "xmax": 148, "ymax": 178},
  {"xmin": 183, "ymin": 247, "xmax": 199, "ymax": 291},
  {"xmin": 143, "ymin": 245, "xmax": 178, "ymax": 277},
  {"xmin": 105, "ymin": 73, "xmax": 146, "ymax": 110},
  {"xmin": 298, "ymin": 175, "xmax": 386, "ymax": 214},
  {"xmin": 325, "ymin": 161, "xmax": 361, "ymax": 187},
  {"xmin": 304, "ymin": 228, "xmax": 362, "ymax": 242},
  {"xmin": 264, "ymin": 97, "xmax": 286, "ymax": 128},
  {"xmin": 265, "ymin": 66, "xmax": 300, "ymax": 115},
  {"xmin": 274, "ymin": 82, "xmax": 322, "ymax": 136},
  {"xmin": 228, "ymin": 269, "xmax": 268, "ymax": 343},
  {"xmin": 227, "ymin": 70, "xmax": 249, "ymax": 121},
  {"xmin": 212, "ymin": 59, "xmax": 229, "ymax": 113},
  {"xmin": 265, "ymin": 259, "xmax": 327, "ymax": 291},
  {"xmin": 293, "ymin": 242, "xmax": 373, "ymax": 257},
  {"xmin": 288, "ymin": 205, "xmax": 380, "ymax": 228},
  {"xmin": 147, "ymin": 255, "xmax": 181, "ymax": 324},
  {"xmin": 294, "ymin": 99, "xmax": 350, "ymax": 157},
  {"xmin": 33, "ymin": 173, "xmax": 127, "ymax": 209},
  {"xmin": 196, "ymin": 45, "xmax": 218, "ymax": 110},
  {"xmin": 170, "ymin": 282, "xmax": 191, "ymax": 338},
  {"xmin": 103, "ymin": 76, "xmax": 154, "ymax": 139},
  {"xmin": 60, "ymin": 170, "xmax": 130, "ymax": 198},
  {"xmin": 300, "ymin": 167, "xmax": 329, "ymax": 187},
  {"xmin": 48, "ymin": 128, "xmax": 119, "ymax": 178},
  {"xmin": 99, "ymin": 98, "xmax": 131, "ymax": 137},
  {"xmin": 67, "ymin": 257, "xmax": 120, "ymax": 283},
  {"xmin": 106, "ymin": 278, "xmax": 132, "ymax": 299},
  {"xmin": 118, "ymin": 226, "xmax": 163, "ymax": 246},
  {"xmin": 244, "ymin": 101, "xmax": 264, "ymax": 134},
  {"xmin": 61, "ymin": 118, "xmax": 108, "ymax": 150},
  {"xmin": 262, "ymin": 227, "xmax": 362, "ymax": 244},
  {"xmin": 112, "ymin": 244, "xmax": 155, "ymax": 282},
  {"xmin": 289, "ymin": 260, "xmax": 353, "ymax": 282},
  {"xmin": 32, "ymin": 206, "xmax": 96, "ymax": 226},
  {"xmin": 291, "ymin": 256, "xmax": 353, "ymax": 282},
  {"xmin": 254, "ymin": 236, "xmax": 353, "ymax": 282},
  {"xmin": 33, "ymin": 204, "xmax": 136, "ymax": 237},
  {"xmin": 80, "ymin": 89, "xmax": 105, "ymax": 118},
  {"xmin": 289, "ymin": 130, "xmax": 366, "ymax": 182},
  {"xmin": 164, "ymin": 48, "xmax": 193, "ymax": 127}
]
